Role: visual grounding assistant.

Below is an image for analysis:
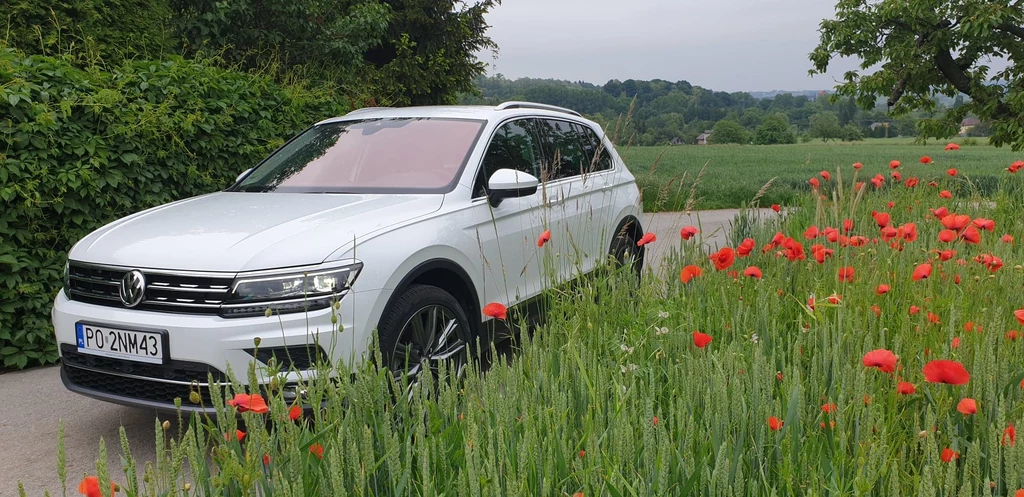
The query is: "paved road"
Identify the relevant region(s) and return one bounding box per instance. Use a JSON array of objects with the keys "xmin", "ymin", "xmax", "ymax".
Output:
[{"xmin": 0, "ymin": 208, "xmax": 768, "ymax": 496}]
